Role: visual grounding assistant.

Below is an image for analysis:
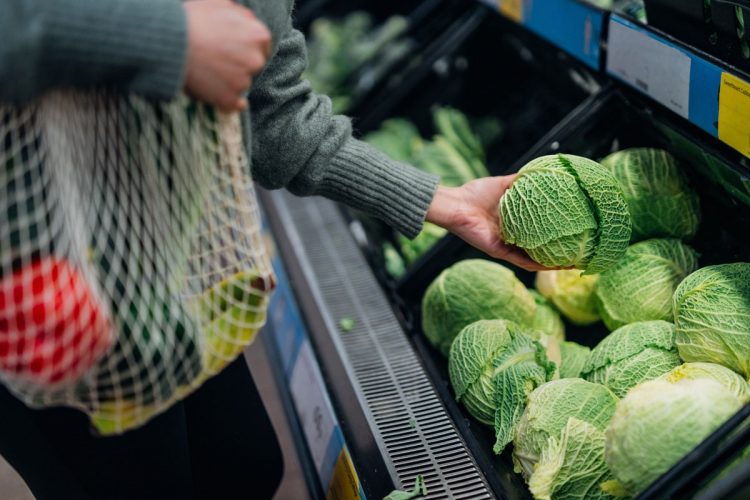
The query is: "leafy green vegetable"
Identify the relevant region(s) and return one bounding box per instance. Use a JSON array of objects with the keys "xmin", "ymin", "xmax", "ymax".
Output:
[
  {"xmin": 430, "ymin": 107, "xmax": 489, "ymax": 179},
  {"xmin": 339, "ymin": 318, "xmax": 355, "ymax": 332},
  {"xmin": 558, "ymin": 341, "xmax": 591, "ymax": 379},
  {"xmin": 530, "ymin": 291, "xmax": 566, "ymax": 343},
  {"xmin": 363, "ymin": 118, "xmax": 422, "ymax": 164},
  {"xmin": 595, "ymin": 239, "xmax": 699, "ymax": 330},
  {"xmin": 384, "ymin": 474, "xmax": 428, "ymax": 500},
  {"xmin": 605, "ymin": 379, "xmax": 743, "ymax": 496},
  {"xmin": 305, "ymin": 13, "xmax": 413, "ymax": 114},
  {"xmin": 383, "ymin": 242, "xmax": 406, "ymax": 278},
  {"xmin": 364, "ymin": 107, "xmax": 493, "ymax": 187},
  {"xmin": 536, "ymin": 269, "xmax": 601, "ymax": 326},
  {"xmin": 500, "ymin": 154, "xmax": 631, "ymax": 274},
  {"xmin": 396, "ymin": 223, "xmax": 447, "ymax": 266},
  {"xmin": 365, "ymin": 108, "xmax": 499, "ymax": 277},
  {"xmin": 661, "ymin": 362, "xmax": 750, "ymax": 403},
  {"xmin": 673, "ymin": 263, "xmax": 750, "ymax": 378},
  {"xmin": 448, "ymin": 320, "xmax": 555, "ymax": 453},
  {"xmin": 529, "ymin": 418, "xmax": 614, "ymax": 500},
  {"xmin": 513, "ymin": 379, "xmax": 618, "ymax": 499},
  {"xmin": 582, "ymin": 321, "xmax": 681, "ymax": 398},
  {"xmin": 528, "ymin": 291, "xmax": 564, "ymax": 377},
  {"xmin": 602, "ymin": 148, "xmax": 700, "ymax": 242},
  {"xmin": 422, "ymin": 260, "xmax": 536, "ymax": 356}
]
